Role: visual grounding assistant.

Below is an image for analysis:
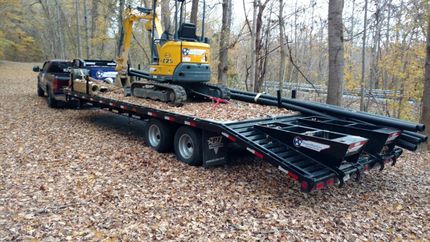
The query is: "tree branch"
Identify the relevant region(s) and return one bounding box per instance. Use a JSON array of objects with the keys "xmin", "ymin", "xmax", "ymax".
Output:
[{"xmin": 285, "ymin": 35, "xmax": 320, "ymax": 96}]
